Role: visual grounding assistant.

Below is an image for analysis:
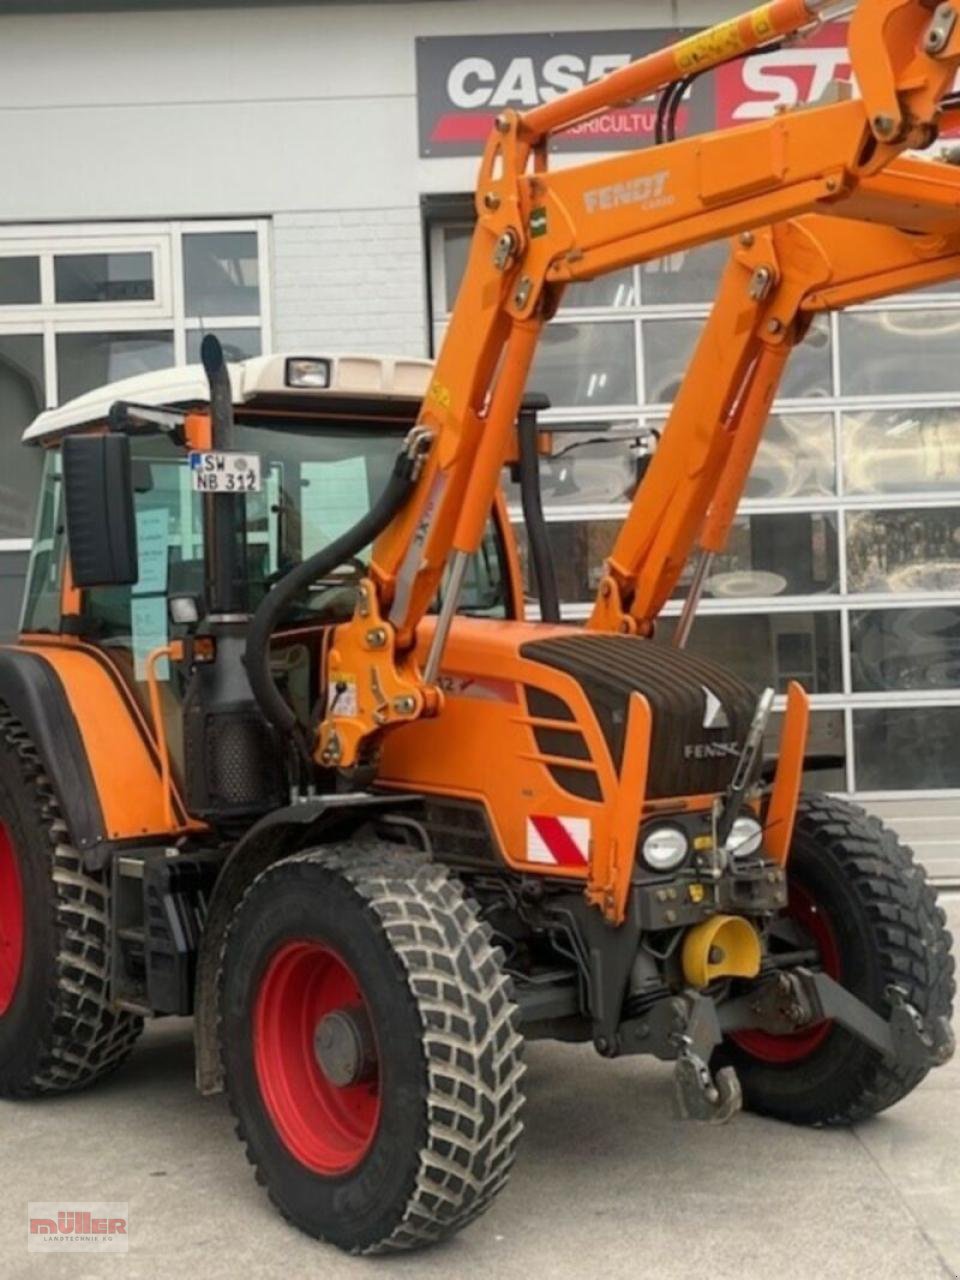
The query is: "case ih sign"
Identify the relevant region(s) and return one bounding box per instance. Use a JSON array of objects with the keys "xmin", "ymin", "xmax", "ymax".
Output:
[{"xmin": 416, "ymin": 22, "xmax": 856, "ymax": 157}]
